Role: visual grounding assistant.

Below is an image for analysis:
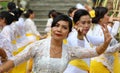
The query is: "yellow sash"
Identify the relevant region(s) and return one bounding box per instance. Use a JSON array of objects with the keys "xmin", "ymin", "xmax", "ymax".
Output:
[
  {"xmin": 12, "ymin": 45, "xmax": 26, "ymax": 55},
  {"xmin": 11, "ymin": 40, "xmax": 16, "ymax": 44},
  {"xmin": 69, "ymin": 59, "xmax": 89, "ymax": 71},
  {"xmin": 26, "ymin": 33, "xmax": 40, "ymax": 40}
]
